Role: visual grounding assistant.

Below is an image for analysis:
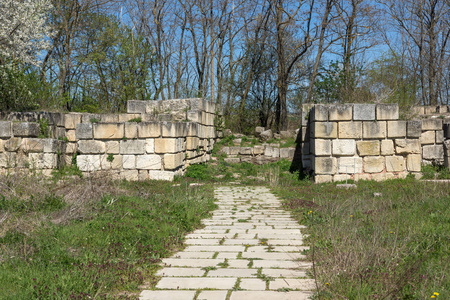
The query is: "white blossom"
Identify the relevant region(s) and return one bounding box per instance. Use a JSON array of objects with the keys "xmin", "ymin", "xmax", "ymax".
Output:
[{"xmin": 0, "ymin": 0, "xmax": 52, "ymax": 65}]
